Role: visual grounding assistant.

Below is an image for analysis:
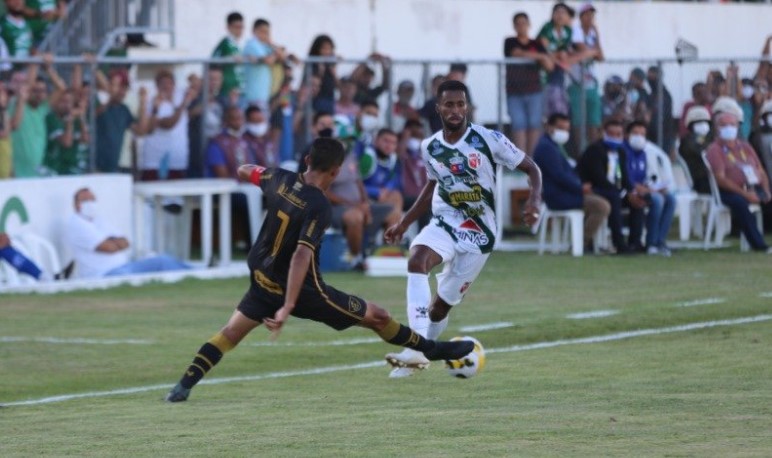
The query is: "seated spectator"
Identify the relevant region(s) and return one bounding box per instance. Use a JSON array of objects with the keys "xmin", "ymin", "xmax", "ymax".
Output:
[
  {"xmin": 504, "ymin": 11, "xmax": 552, "ymax": 155},
  {"xmin": 335, "ymin": 76, "xmax": 359, "ymax": 122},
  {"xmin": 41, "ymin": 89, "xmax": 89, "ymax": 175},
  {"xmin": 706, "ymin": 112, "xmax": 771, "ymax": 252},
  {"xmin": 0, "ymin": 231, "xmax": 54, "ymax": 281},
  {"xmin": 749, "ymin": 99, "xmax": 772, "ymax": 180},
  {"xmin": 397, "ymin": 119, "xmax": 430, "ymax": 229},
  {"xmin": 296, "ymin": 111, "xmax": 335, "ymax": 174},
  {"xmin": 678, "ymin": 105, "xmax": 713, "ymax": 194},
  {"xmin": 712, "ymin": 96, "xmax": 746, "ymax": 138},
  {"xmin": 65, "ymin": 188, "xmax": 191, "ymax": 278},
  {"xmin": 307, "ymin": 34, "xmax": 338, "ymax": 113},
  {"xmin": 623, "ymin": 121, "xmax": 676, "ymax": 256},
  {"xmin": 601, "ymin": 75, "xmax": 631, "ymax": 124},
  {"xmin": 392, "ymin": 80, "xmax": 419, "ymax": 133},
  {"xmin": 538, "ymin": 2, "xmax": 574, "ymax": 118},
  {"xmin": 350, "ymin": 52, "xmax": 391, "ymax": 105},
  {"xmin": 95, "ymin": 69, "xmax": 149, "ymax": 173},
  {"xmin": 358, "ymin": 128, "xmax": 403, "ymax": 231},
  {"xmin": 206, "ymin": 105, "xmax": 254, "ymax": 179},
  {"xmin": 418, "ymin": 74, "xmax": 445, "ymax": 133},
  {"xmin": 212, "ymin": 11, "xmax": 244, "ymax": 100},
  {"xmin": 678, "ymin": 82, "xmax": 711, "ymax": 138},
  {"xmin": 534, "ymin": 113, "xmax": 610, "ymax": 253},
  {"xmin": 1, "ymin": 0, "xmax": 32, "ymax": 58},
  {"xmin": 243, "ymin": 105, "xmax": 277, "ymax": 167},
  {"xmin": 626, "ymin": 67, "xmax": 651, "ymax": 124},
  {"xmin": 578, "ymin": 119, "xmax": 638, "ymax": 254},
  {"xmin": 355, "ymin": 99, "xmax": 381, "ymax": 143}
]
